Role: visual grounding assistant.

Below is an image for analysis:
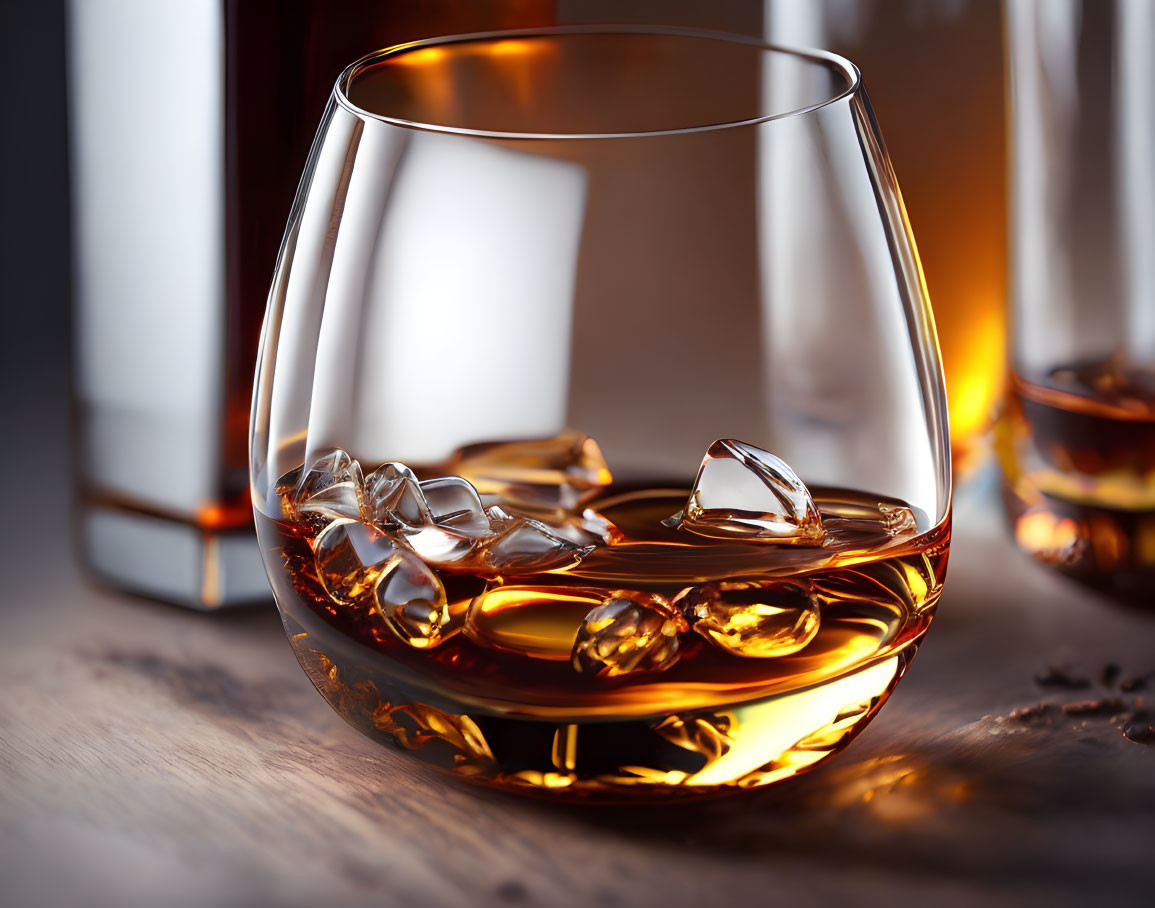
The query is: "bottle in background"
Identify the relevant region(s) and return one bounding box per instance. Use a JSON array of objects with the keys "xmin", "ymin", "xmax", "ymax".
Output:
[{"xmin": 67, "ymin": 0, "xmax": 558, "ymax": 608}]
